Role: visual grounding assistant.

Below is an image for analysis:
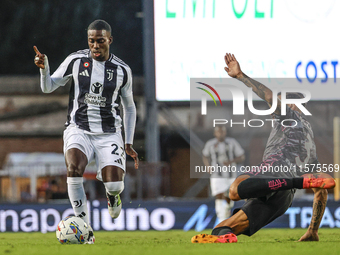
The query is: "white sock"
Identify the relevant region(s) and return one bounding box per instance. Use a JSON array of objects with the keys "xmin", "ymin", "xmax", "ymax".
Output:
[
  {"xmin": 67, "ymin": 177, "xmax": 89, "ymax": 225},
  {"xmin": 215, "ymin": 199, "xmax": 228, "ymax": 222},
  {"xmin": 104, "ymin": 181, "xmax": 124, "ymax": 196}
]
